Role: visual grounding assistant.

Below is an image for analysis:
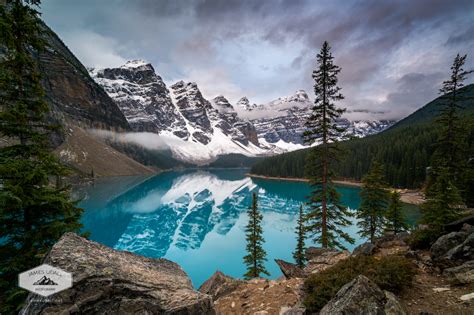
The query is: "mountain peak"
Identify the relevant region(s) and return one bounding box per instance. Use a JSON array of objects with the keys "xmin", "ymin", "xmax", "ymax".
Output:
[
  {"xmin": 212, "ymin": 95, "xmax": 234, "ymax": 112},
  {"xmin": 274, "ymin": 90, "xmax": 310, "ymax": 104},
  {"xmin": 121, "ymin": 59, "xmax": 152, "ymax": 69},
  {"xmin": 238, "ymin": 96, "xmax": 249, "ymax": 103},
  {"xmin": 236, "ymin": 97, "xmax": 258, "ymax": 111}
]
